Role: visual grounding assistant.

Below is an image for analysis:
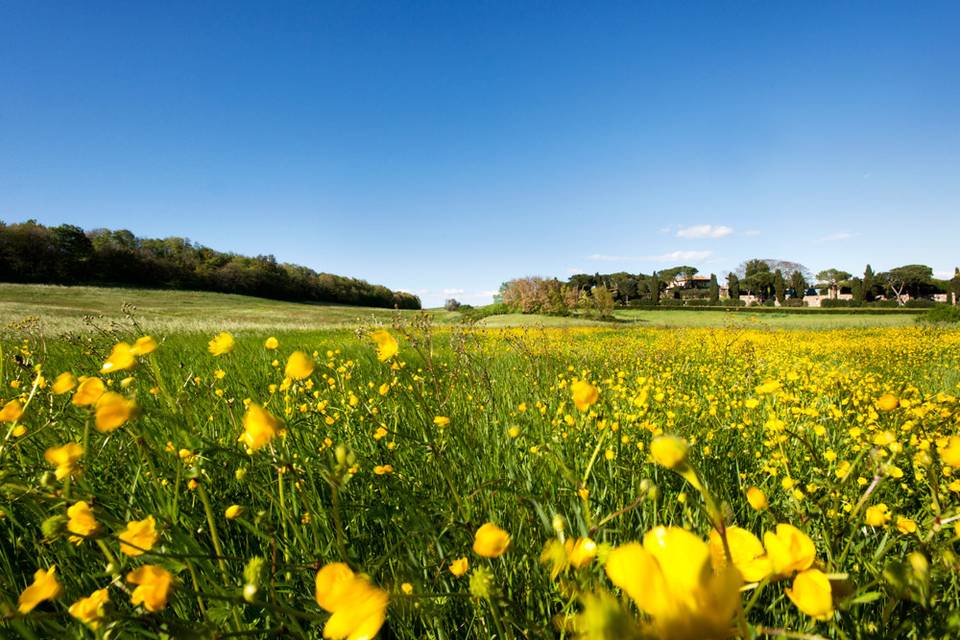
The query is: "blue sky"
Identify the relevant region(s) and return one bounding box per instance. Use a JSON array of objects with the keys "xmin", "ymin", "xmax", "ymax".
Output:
[{"xmin": 2, "ymin": 1, "xmax": 958, "ymax": 307}]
